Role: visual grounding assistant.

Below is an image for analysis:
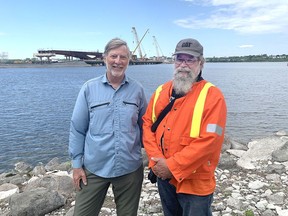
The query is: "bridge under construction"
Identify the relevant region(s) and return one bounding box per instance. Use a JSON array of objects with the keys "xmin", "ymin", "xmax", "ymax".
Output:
[
  {"xmin": 35, "ymin": 50, "xmax": 103, "ymax": 62},
  {"xmin": 35, "ymin": 27, "xmax": 165, "ymax": 65}
]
